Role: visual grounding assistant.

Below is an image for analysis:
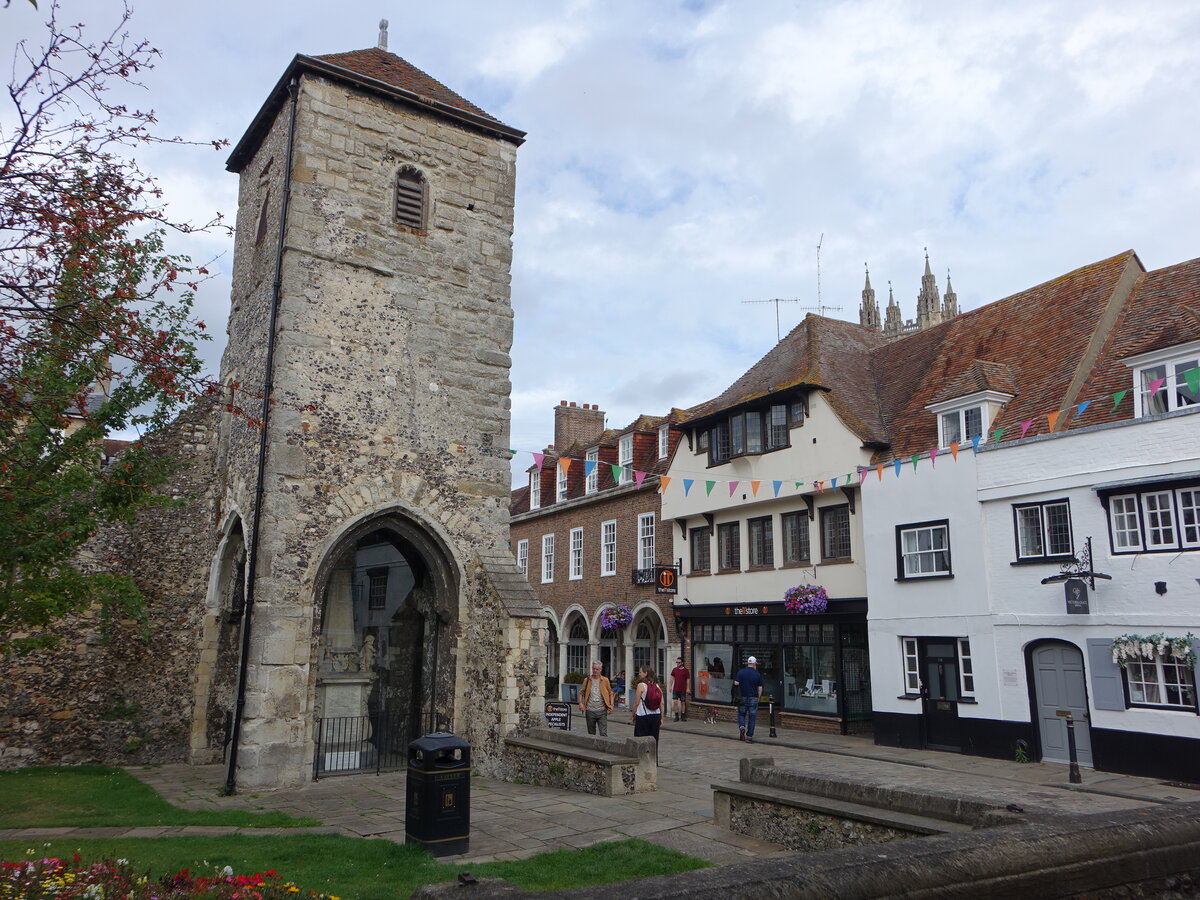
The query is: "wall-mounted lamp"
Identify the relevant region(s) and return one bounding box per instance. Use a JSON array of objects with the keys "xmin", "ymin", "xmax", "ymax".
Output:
[{"xmin": 1154, "ymin": 581, "xmax": 1168, "ymax": 596}]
